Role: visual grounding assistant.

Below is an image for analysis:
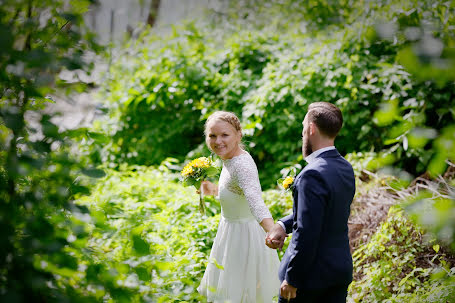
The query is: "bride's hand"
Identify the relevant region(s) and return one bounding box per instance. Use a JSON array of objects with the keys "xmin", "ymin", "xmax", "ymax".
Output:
[
  {"xmin": 197, "ymin": 180, "xmax": 218, "ymax": 196},
  {"xmin": 265, "ymin": 224, "xmax": 288, "ymax": 250}
]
